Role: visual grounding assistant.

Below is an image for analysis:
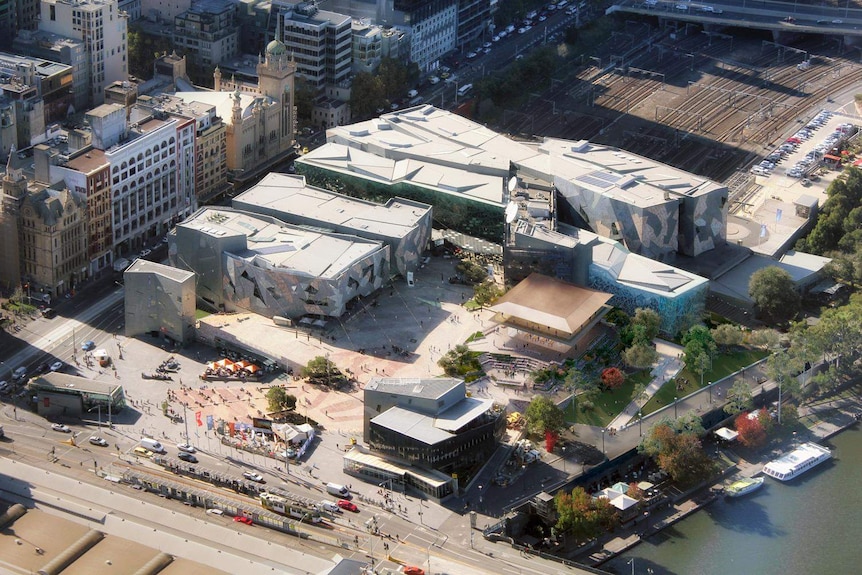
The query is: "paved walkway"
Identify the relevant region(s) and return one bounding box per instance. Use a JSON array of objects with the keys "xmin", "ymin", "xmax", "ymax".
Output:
[{"xmin": 606, "ymin": 339, "xmax": 684, "ymax": 430}]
